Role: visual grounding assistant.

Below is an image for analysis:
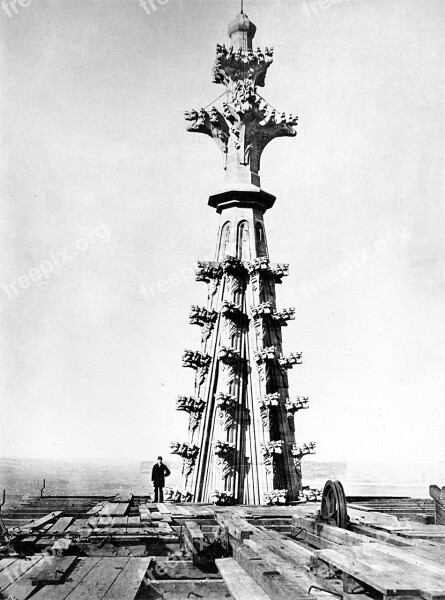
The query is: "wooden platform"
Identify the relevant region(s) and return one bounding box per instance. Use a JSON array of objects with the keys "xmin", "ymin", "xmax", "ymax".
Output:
[{"xmin": 0, "ymin": 495, "xmax": 444, "ymax": 599}]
